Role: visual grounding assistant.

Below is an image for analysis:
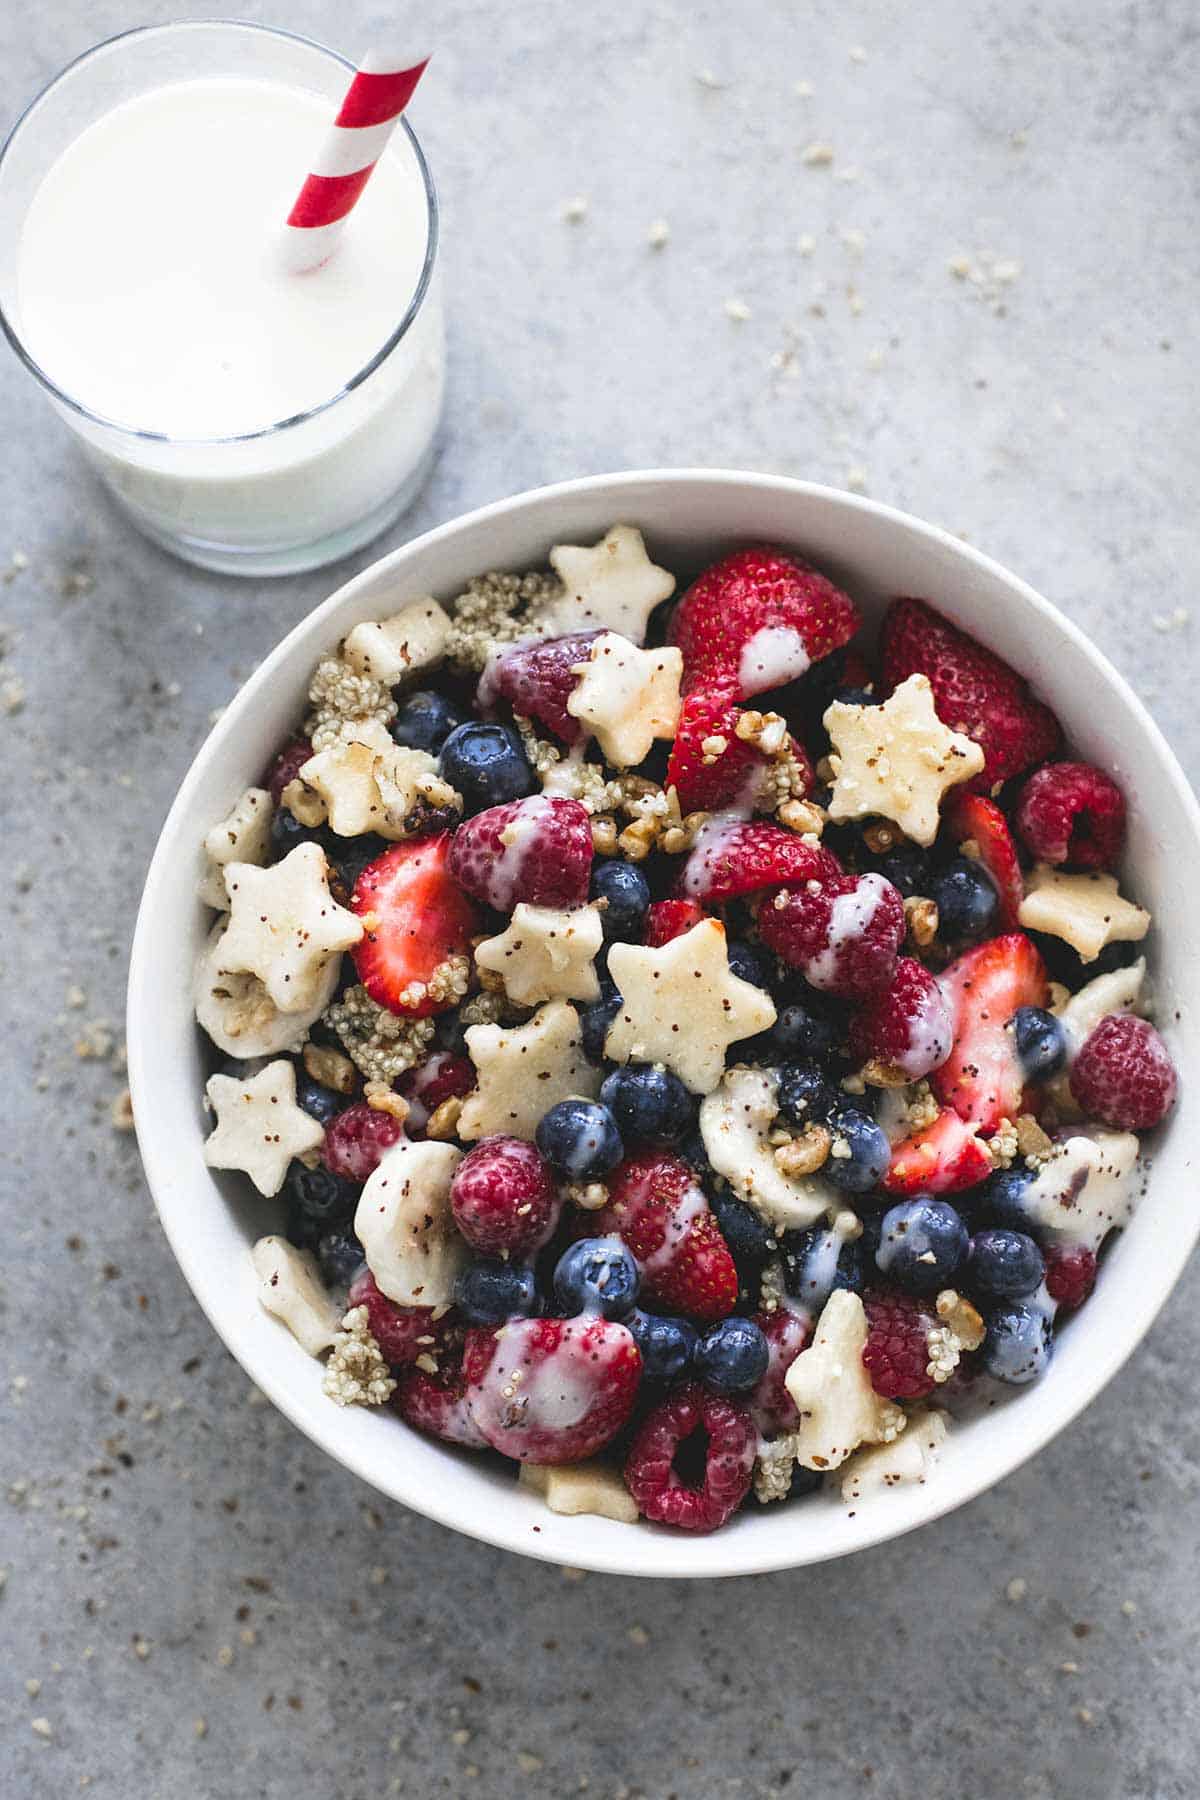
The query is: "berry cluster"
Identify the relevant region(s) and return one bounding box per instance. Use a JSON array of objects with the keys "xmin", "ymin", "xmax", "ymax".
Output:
[{"xmin": 201, "ymin": 534, "xmax": 1177, "ymax": 1535}]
